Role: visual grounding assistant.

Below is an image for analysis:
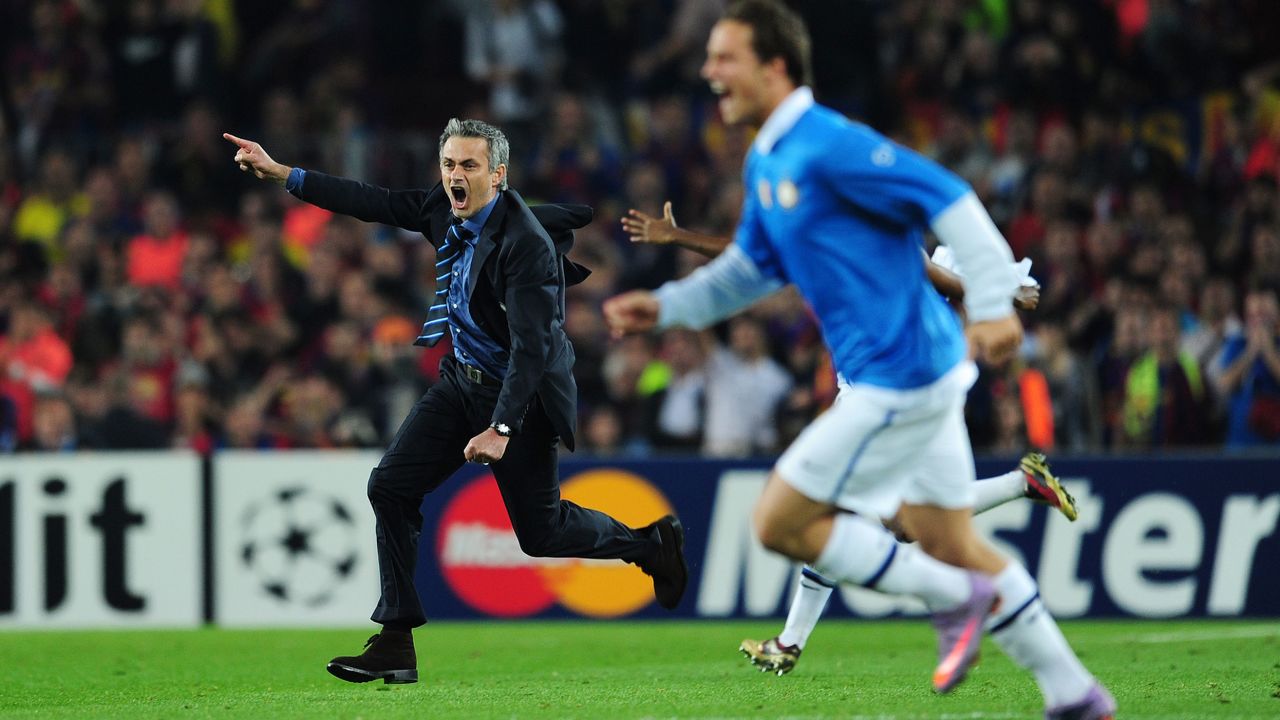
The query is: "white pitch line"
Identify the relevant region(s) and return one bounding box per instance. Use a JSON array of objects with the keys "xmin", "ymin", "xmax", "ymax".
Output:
[
  {"xmin": 1102, "ymin": 625, "xmax": 1280, "ymax": 644},
  {"xmin": 696, "ymin": 715, "xmax": 1026, "ymax": 720}
]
